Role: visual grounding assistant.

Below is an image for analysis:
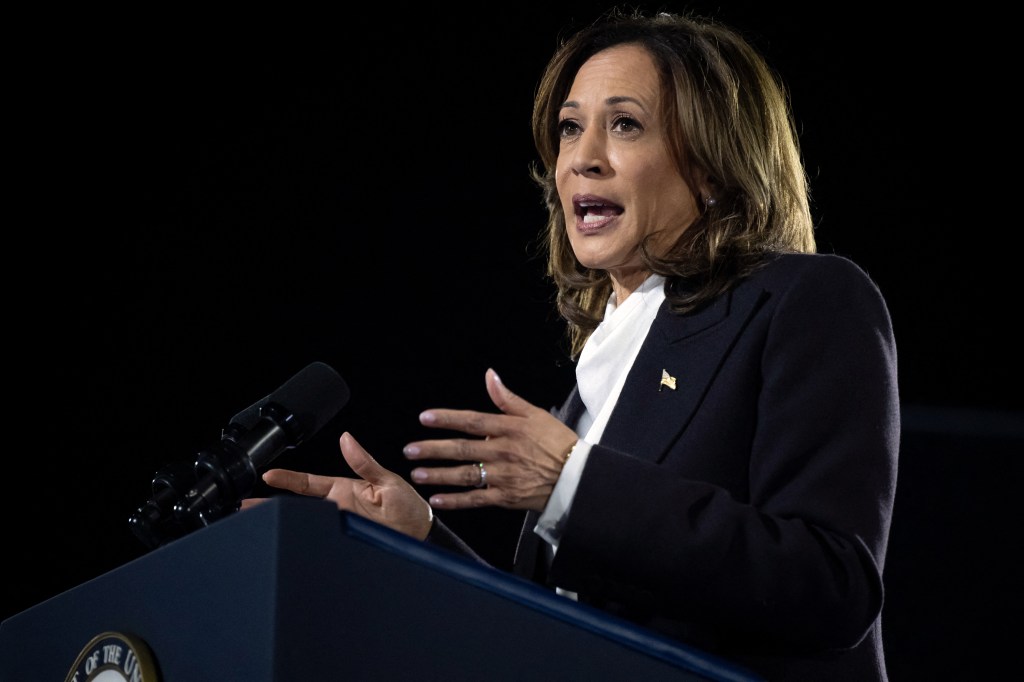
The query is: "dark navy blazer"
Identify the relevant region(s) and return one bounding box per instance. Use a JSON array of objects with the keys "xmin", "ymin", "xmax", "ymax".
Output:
[{"xmin": 435, "ymin": 252, "xmax": 899, "ymax": 681}]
